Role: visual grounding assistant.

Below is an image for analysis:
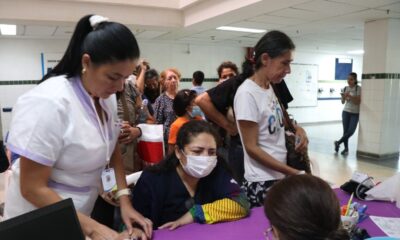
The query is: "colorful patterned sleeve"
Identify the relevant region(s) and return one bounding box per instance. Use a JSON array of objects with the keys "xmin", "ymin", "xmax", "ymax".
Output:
[{"xmin": 189, "ymin": 175, "xmax": 250, "ymax": 224}]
